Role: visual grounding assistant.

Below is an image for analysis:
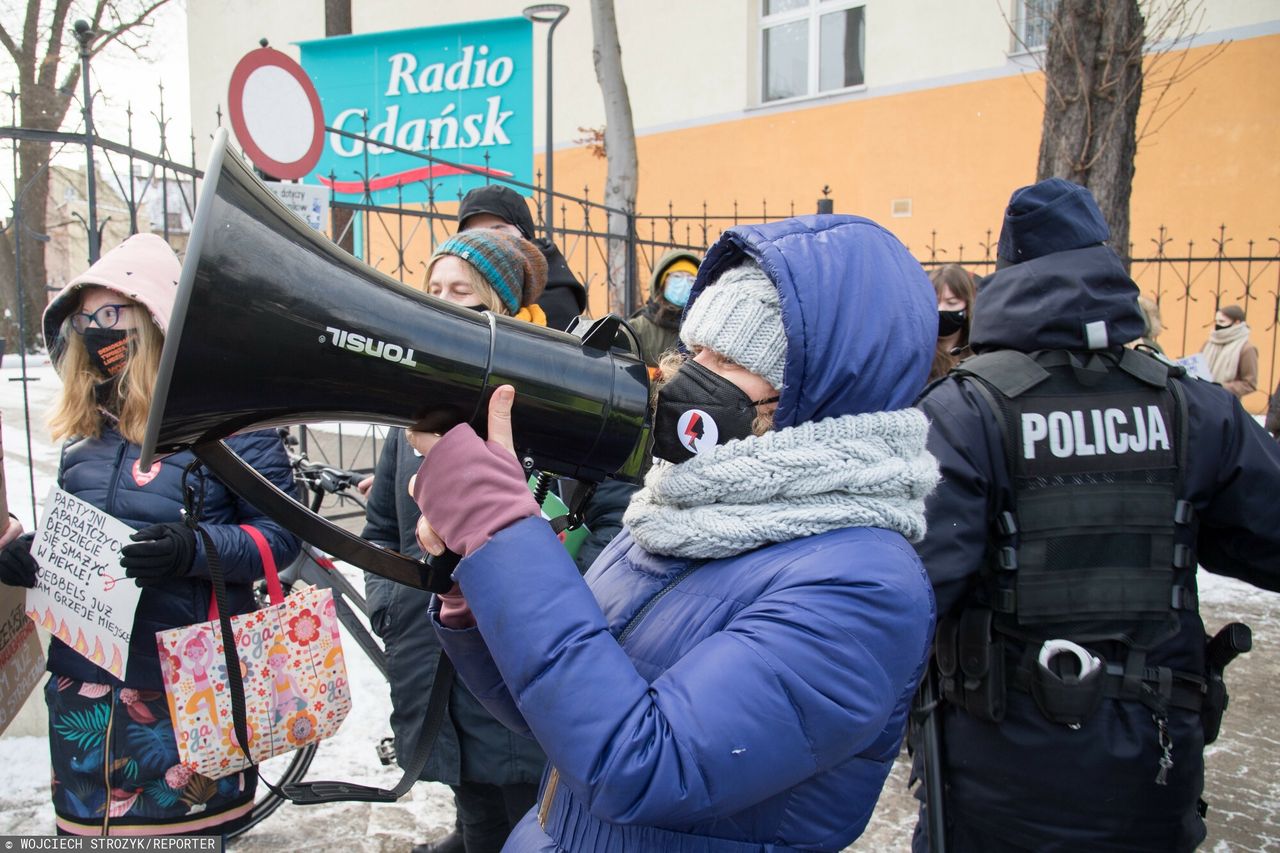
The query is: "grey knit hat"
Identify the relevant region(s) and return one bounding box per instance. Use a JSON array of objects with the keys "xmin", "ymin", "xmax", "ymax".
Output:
[{"xmin": 681, "ymin": 261, "xmax": 786, "ymax": 390}]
